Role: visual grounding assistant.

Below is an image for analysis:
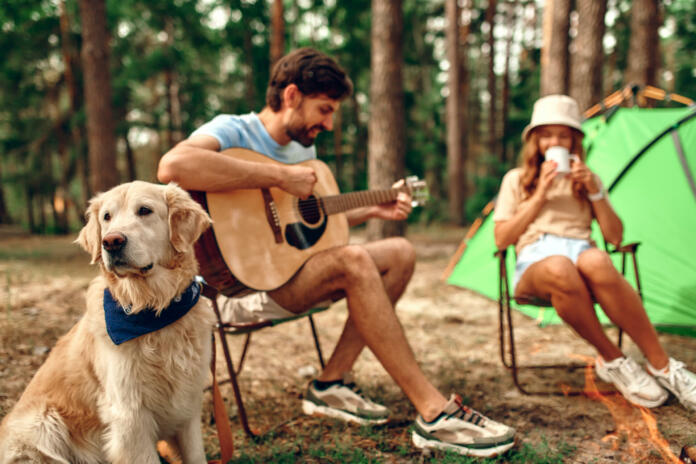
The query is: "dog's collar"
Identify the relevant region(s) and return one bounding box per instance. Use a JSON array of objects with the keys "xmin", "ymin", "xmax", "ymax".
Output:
[{"xmin": 103, "ymin": 281, "xmax": 201, "ymax": 345}]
